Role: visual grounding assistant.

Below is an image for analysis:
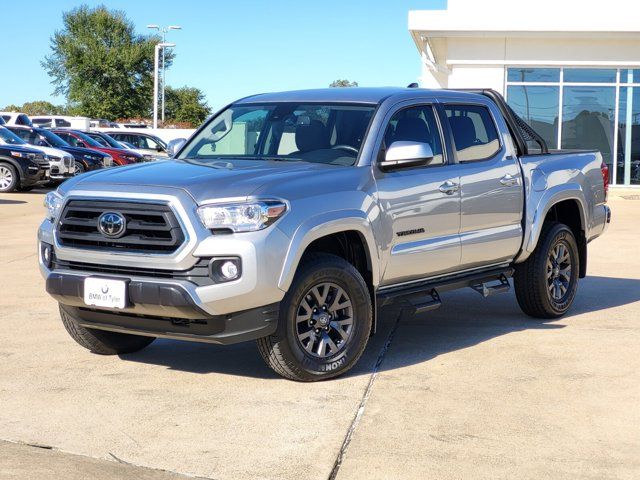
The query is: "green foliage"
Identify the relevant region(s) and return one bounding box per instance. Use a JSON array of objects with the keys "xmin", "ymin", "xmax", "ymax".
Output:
[
  {"xmin": 2, "ymin": 104, "xmax": 22, "ymax": 112},
  {"xmin": 21, "ymin": 101, "xmax": 66, "ymax": 116},
  {"xmin": 164, "ymin": 86, "xmax": 211, "ymax": 127},
  {"xmin": 42, "ymin": 5, "xmax": 173, "ymax": 120},
  {"xmin": 329, "ymin": 79, "xmax": 359, "ymax": 88}
]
